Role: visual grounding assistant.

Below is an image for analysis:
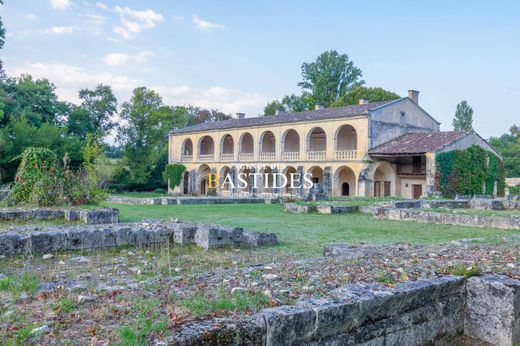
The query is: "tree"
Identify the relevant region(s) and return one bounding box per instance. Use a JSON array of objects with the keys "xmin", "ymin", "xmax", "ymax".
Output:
[
  {"xmin": 489, "ymin": 125, "xmax": 520, "ymax": 177},
  {"xmin": 186, "ymin": 106, "xmax": 231, "ymax": 126},
  {"xmin": 116, "ymin": 87, "xmax": 187, "ymax": 189},
  {"xmin": 298, "ymin": 50, "xmax": 364, "ymax": 107},
  {"xmin": 77, "ymin": 84, "xmax": 117, "ymax": 137},
  {"xmin": 0, "ymin": 0, "xmax": 5, "ymax": 74},
  {"xmin": 281, "ymin": 93, "xmax": 316, "ymax": 112},
  {"xmin": 452, "ymin": 100, "xmax": 474, "ymax": 131},
  {"xmin": 330, "ymin": 86, "xmax": 400, "ymax": 107},
  {"xmin": 263, "ymin": 100, "xmax": 285, "ymax": 116}
]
